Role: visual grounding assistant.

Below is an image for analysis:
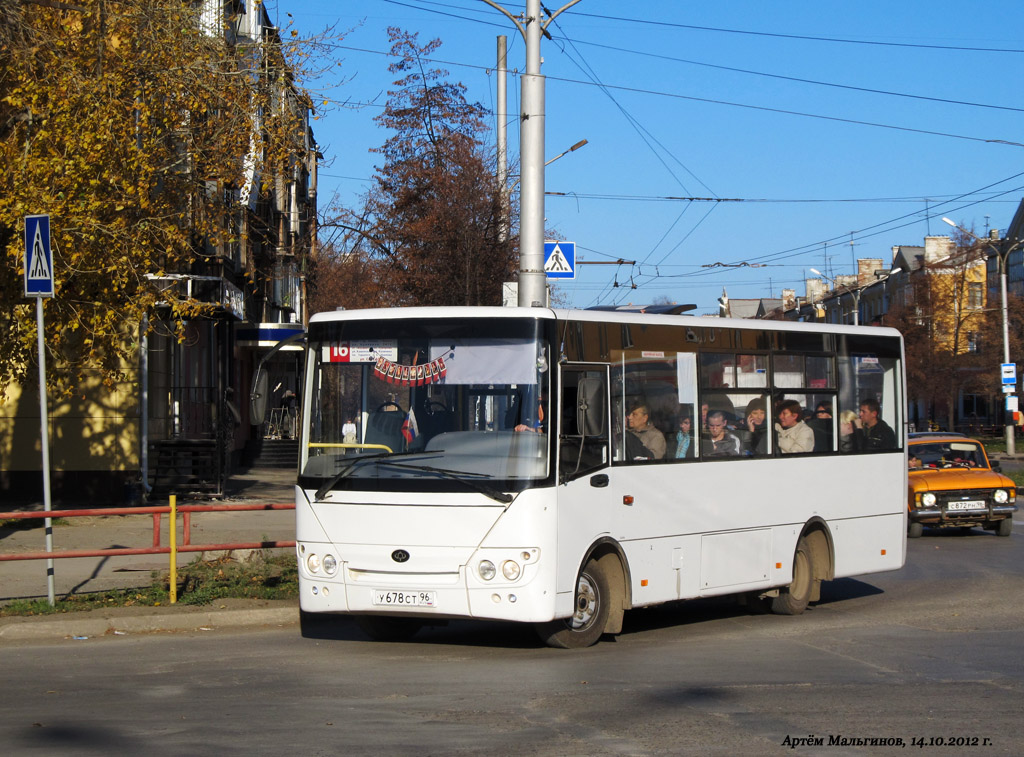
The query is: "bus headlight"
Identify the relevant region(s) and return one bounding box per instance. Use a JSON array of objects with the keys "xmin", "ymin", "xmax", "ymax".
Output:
[
  {"xmin": 921, "ymin": 492, "xmax": 936, "ymax": 507},
  {"xmin": 994, "ymin": 489, "xmax": 1009, "ymax": 504},
  {"xmin": 322, "ymin": 553, "xmax": 338, "ymax": 575},
  {"xmin": 478, "ymin": 560, "xmax": 496, "ymax": 581},
  {"xmin": 306, "ymin": 553, "xmax": 321, "ymax": 573},
  {"xmin": 501, "ymin": 560, "xmax": 521, "ymax": 581}
]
